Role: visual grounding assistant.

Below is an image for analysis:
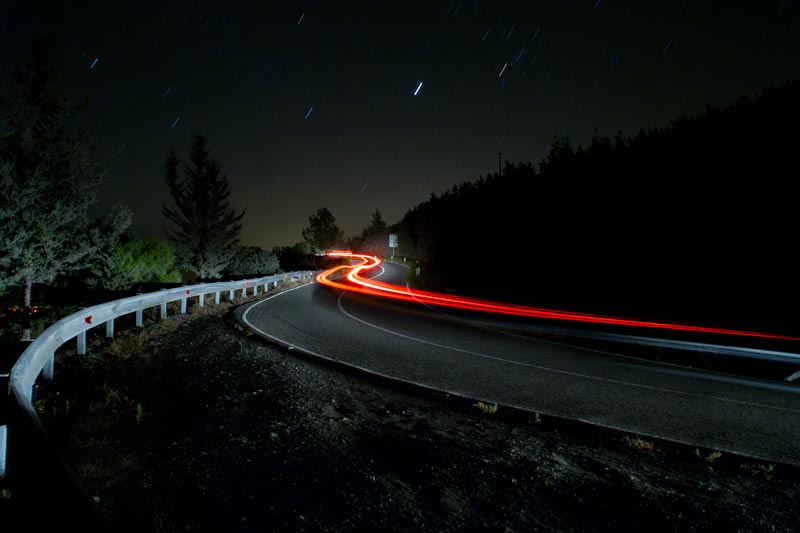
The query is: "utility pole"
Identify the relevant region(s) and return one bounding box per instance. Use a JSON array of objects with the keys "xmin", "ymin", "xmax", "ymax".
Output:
[{"xmin": 496, "ymin": 151, "xmax": 502, "ymax": 176}]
